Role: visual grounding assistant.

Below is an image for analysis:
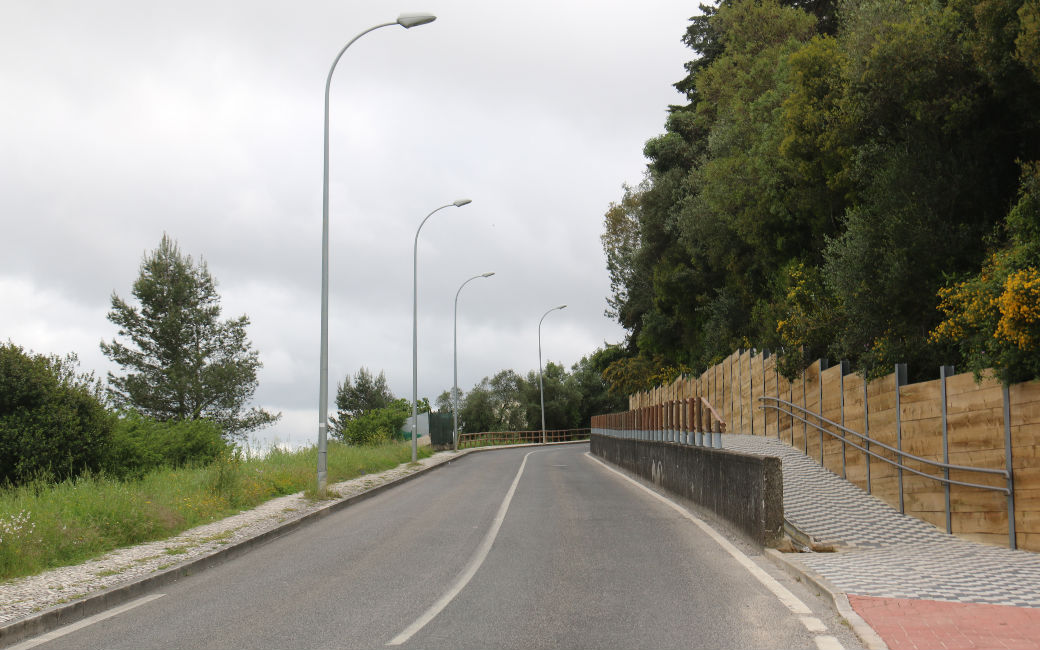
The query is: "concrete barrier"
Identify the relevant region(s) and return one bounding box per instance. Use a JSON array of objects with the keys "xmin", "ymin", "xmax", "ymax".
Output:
[{"xmin": 590, "ymin": 434, "xmax": 783, "ymax": 547}]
